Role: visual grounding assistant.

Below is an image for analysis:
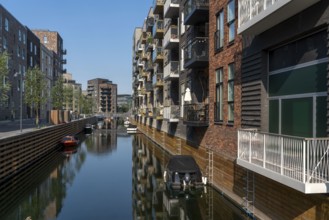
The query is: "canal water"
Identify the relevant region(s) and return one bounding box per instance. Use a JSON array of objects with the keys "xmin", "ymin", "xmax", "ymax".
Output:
[{"xmin": 0, "ymin": 128, "xmax": 248, "ymax": 220}]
